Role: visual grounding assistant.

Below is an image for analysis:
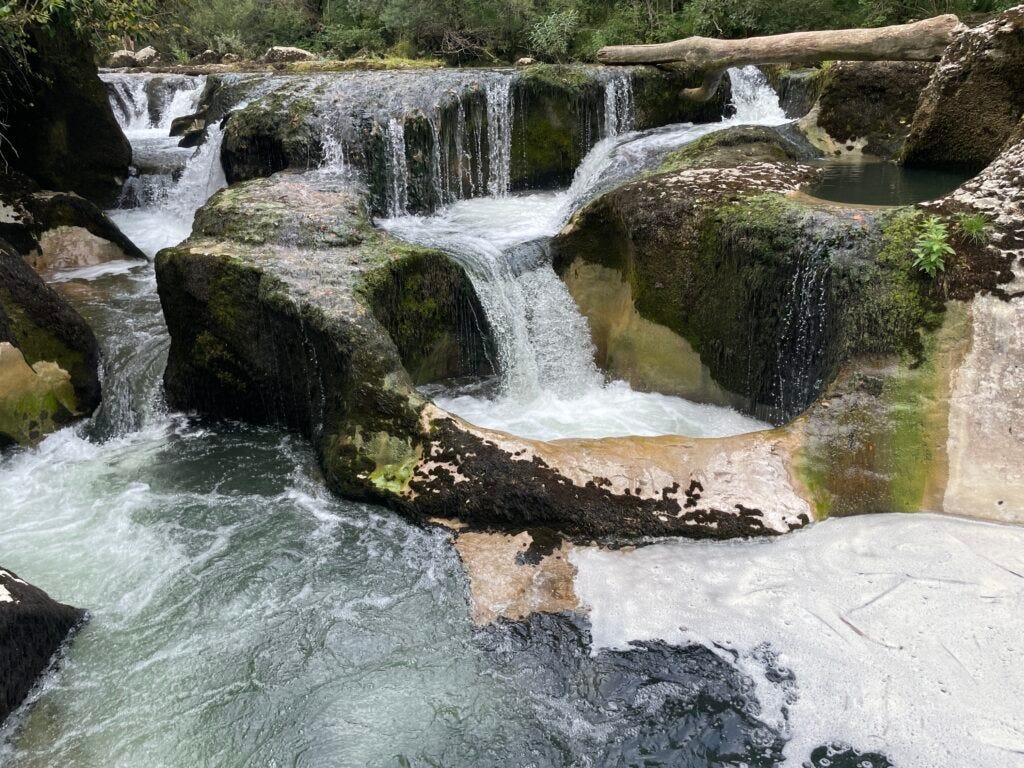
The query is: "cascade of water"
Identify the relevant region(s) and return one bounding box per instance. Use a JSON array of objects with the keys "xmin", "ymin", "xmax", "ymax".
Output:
[
  {"xmin": 103, "ymin": 74, "xmax": 205, "ymax": 133},
  {"xmin": 727, "ymin": 65, "xmax": 788, "ymax": 124},
  {"xmin": 381, "ymin": 66, "xmax": 795, "ymax": 438},
  {"xmin": 485, "ymin": 77, "xmax": 514, "ymax": 197},
  {"xmin": 771, "ymin": 247, "xmax": 832, "ymax": 422},
  {"xmin": 603, "ymin": 72, "xmax": 636, "ymax": 137},
  {"xmin": 385, "ymin": 117, "xmax": 410, "ymax": 217}
]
